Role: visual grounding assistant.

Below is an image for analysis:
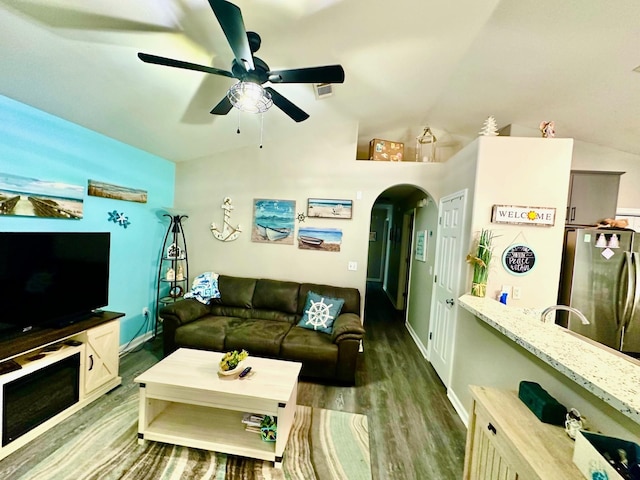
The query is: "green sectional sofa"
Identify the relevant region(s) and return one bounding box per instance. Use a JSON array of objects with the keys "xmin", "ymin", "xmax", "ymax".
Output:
[{"xmin": 159, "ymin": 275, "xmax": 365, "ymax": 384}]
